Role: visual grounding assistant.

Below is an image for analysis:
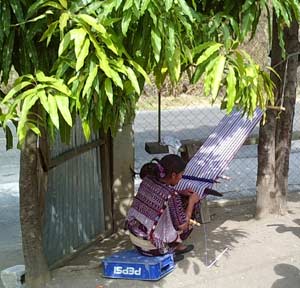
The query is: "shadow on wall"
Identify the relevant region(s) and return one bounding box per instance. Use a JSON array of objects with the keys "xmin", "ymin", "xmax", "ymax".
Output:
[{"xmin": 271, "ymin": 263, "xmax": 300, "ymax": 288}]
